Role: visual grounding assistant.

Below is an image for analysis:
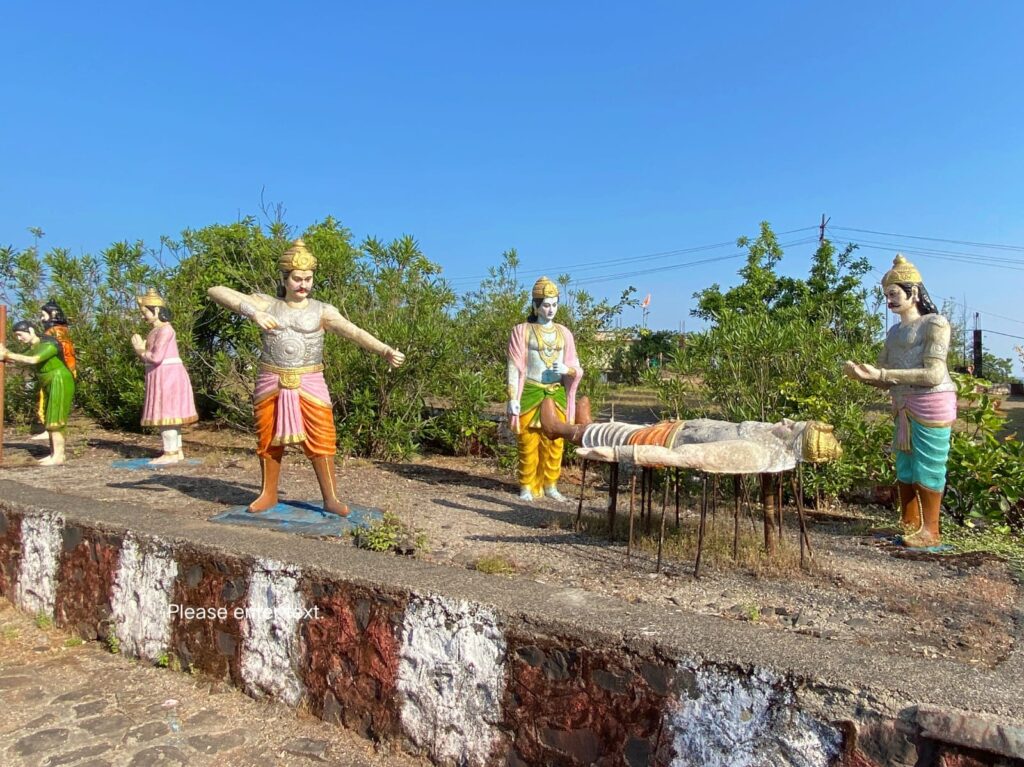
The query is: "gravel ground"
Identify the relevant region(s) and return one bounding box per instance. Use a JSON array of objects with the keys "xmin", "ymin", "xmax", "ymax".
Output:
[{"xmin": 1, "ymin": 416, "xmax": 1018, "ymax": 670}]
